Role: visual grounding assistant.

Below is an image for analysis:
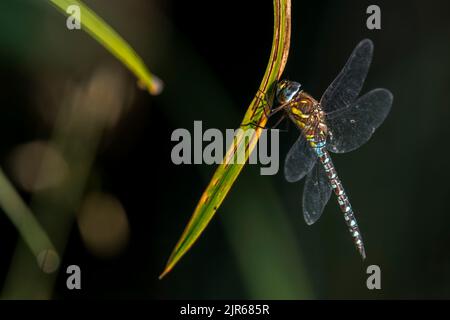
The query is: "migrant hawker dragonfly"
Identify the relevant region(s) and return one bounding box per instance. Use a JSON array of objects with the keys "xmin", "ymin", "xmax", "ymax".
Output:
[{"xmin": 275, "ymin": 39, "xmax": 393, "ymax": 258}]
